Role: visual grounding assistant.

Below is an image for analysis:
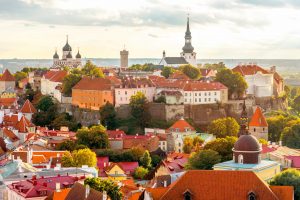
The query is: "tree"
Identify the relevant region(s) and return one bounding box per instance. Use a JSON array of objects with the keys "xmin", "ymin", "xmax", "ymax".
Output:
[
  {"xmin": 186, "ymin": 150, "xmax": 221, "ymax": 170},
  {"xmin": 270, "ymin": 169, "xmax": 300, "ymax": 199},
  {"xmin": 204, "ymin": 136, "xmax": 237, "ymax": 161},
  {"xmin": 259, "ymin": 138, "xmax": 268, "ymax": 145},
  {"xmin": 36, "ymin": 95, "xmax": 55, "ymax": 112},
  {"xmin": 202, "ymin": 62, "xmax": 226, "ymax": 72},
  {"xmin": 193, "ymin": 136, "xmax": 204, "ymax": 152},
  {"xmin": 76, "ymin": 125, "xmax": 109, "ymax": 149},
  {"xmin": 84, "ymin": 178, "xmax": 122, "ymax": 200},
  {"xmin": 61, "ymin": 151, "xmax": 74, "ymax": 167},
  {"xmin": 62, "ymin": 73, "xmax": 82, "ymax": 96},
  {"xmin": 281, "ymin": 124, "xmax": 300, "ymax": 148},
  {"xmin": 151, "ymin": 154, "xmax": 162, "ymax": 167},
  {"xmin": 292, "ymin": 95, "xmax": 300, "ymax": 113},
  {"xmin": 183, "ymin": 137, "xmax": 194, "ymax": 154},
  {"xmin": 51, "ymin": 112, "xmax": 80, "ymax": 131},
  {"xmin": 161, "ymin": 66, "xmax": 175, "ymax": 78},
  {"xmin": 215, "ymin": 68, "xmax": 247, "ymax": 99},
  {"xmin": 72, "ymin": 148, "xmax": 97, "ymax": 167},
  {"xmin": 56, "ymin": 140, "xmax": 77, "ymax": 151},
  {"xmin": 208, "ymin": 117, "xmax": 240, "ymax": 138},
  {"xmin": 179, "ymin": 64, "xmax": 201, "ymax": 80},
  {"xmin": 82, "ymin": 60, "xmax": 104, "ymax": 78},
  {"xmin": 129, "ymin": 92, "xmax": 150, "ymax": 128},
  {"xmin": 140, "ymin": 150, "xmax": 152, "ymax": 169},
  {"xmin": 133, "ymin": 166, "xmax": 149, "ymax": 179},
  {"xmin": 100, "ymin": 102, "xmax": 117, "ymax": 130}
]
